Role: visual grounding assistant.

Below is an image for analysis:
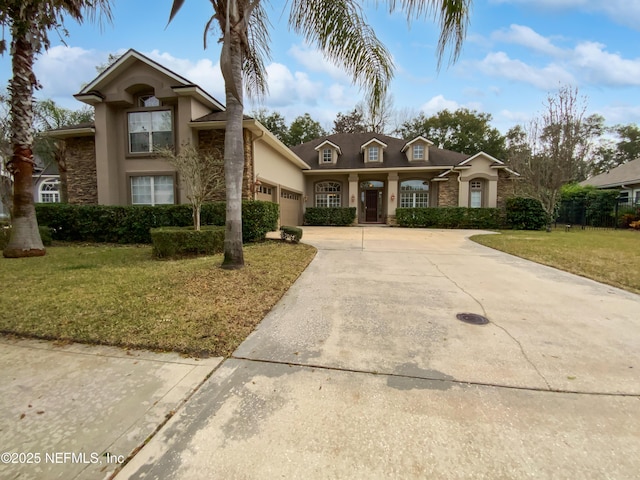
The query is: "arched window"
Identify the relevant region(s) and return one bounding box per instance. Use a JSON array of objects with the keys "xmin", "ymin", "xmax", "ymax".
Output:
[
  {"xmin": 400, "ymin": 179, "xmax": 429, "ymax": 208},
  {"xmin": 39, "ymin": 179, "xmax": 60, "ymax": 203},
  {"xmin": 469, "ymin": 179, "xmax": 484, "ymax": 208},
  {"xmin": 315, "ymin": 181, "xmax": 341, "ymax": 207},
  {"xmin": 128, "ymin": 93, "xmax": 172, "ymax": 154}
]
